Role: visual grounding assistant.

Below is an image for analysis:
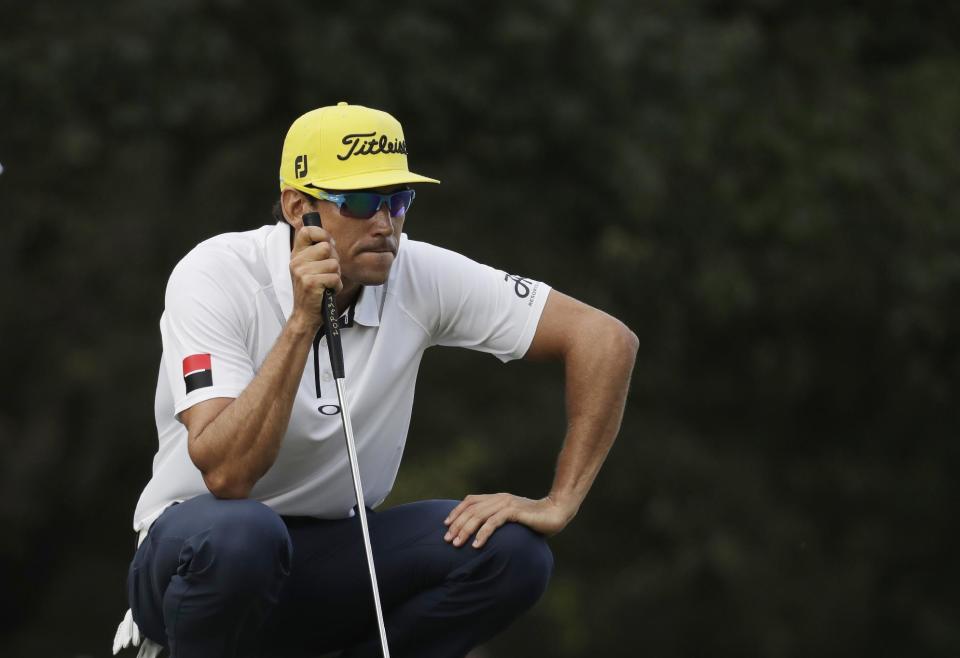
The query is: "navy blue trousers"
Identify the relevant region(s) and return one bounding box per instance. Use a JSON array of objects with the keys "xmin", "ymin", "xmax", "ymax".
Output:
[{"xmin": 127, "ymin": 495, "xmax": 553, "ymax": 658}]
